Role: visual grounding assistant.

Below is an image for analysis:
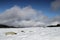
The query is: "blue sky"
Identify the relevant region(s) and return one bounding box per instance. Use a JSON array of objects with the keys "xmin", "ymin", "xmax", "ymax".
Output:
[{"xmin": 0, "ymin": 0, "xmax": 59, "ymax": 18}]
